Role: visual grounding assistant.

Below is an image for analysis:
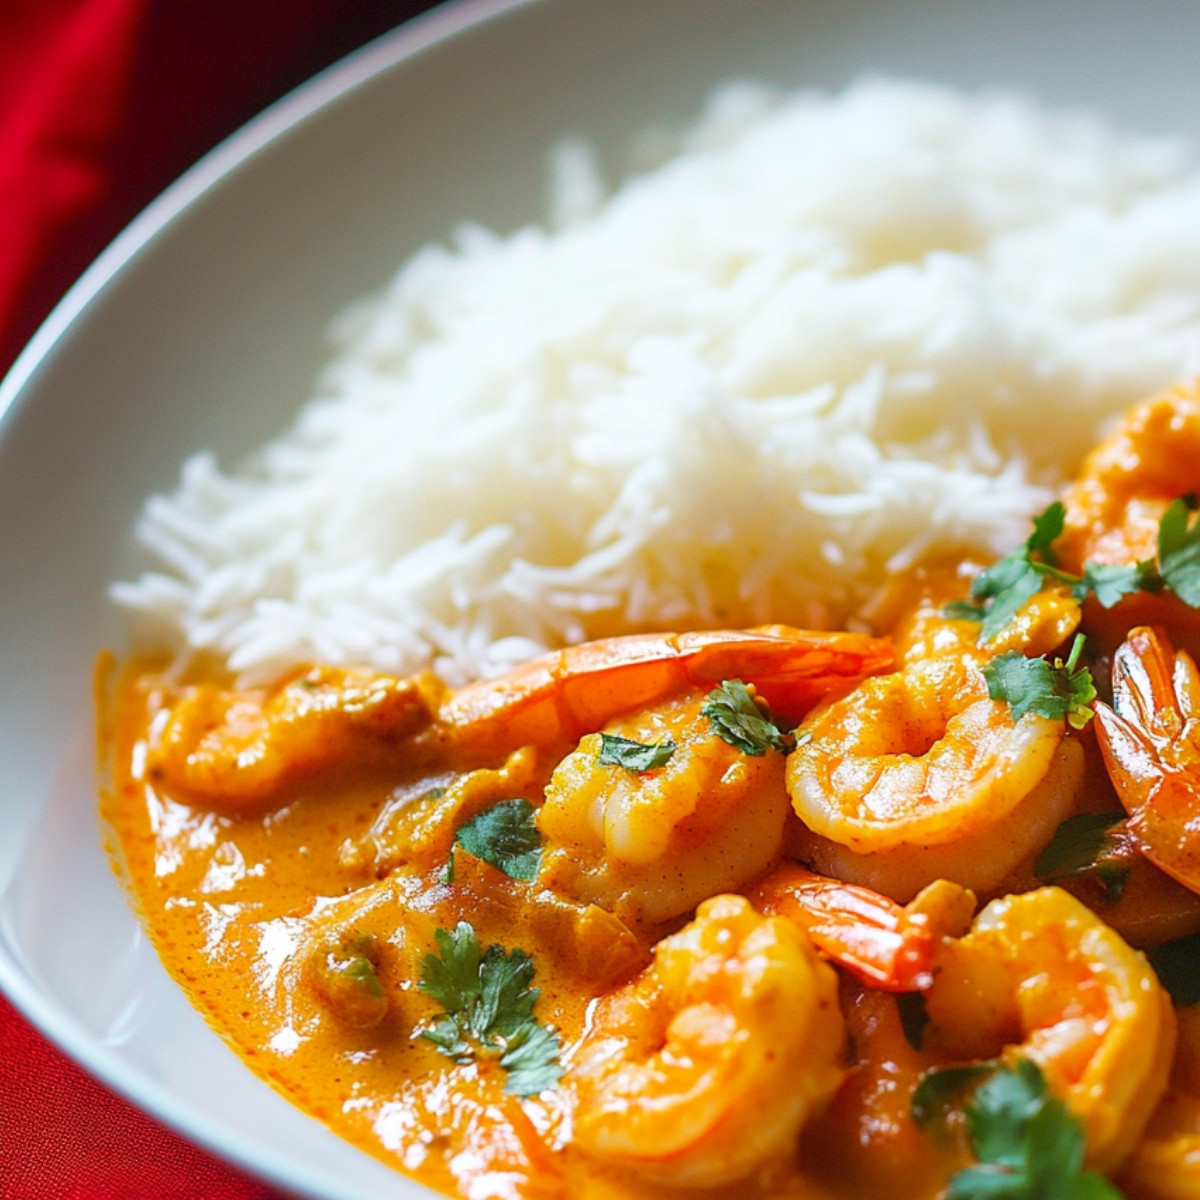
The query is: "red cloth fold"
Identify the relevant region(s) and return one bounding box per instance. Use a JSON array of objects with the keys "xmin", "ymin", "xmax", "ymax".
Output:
[
  {"xmin": 0, "ymin": 1, "xmax": 435, "ymax": 1195},
  {"xmin": 0, "ymin": 0, "xmax": 147, "ymax": 355}
]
